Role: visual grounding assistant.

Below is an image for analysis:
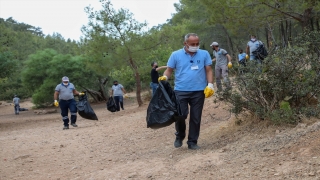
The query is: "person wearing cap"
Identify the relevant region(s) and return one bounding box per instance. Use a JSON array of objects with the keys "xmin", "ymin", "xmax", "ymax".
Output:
[
  {"xmin": 210, "ymin": 41, "xmax": 232, "ymax": 92},
  {"xmin": 110, "ymin": 80, "xmax": 127, "ymax": 111},
  {"xmin": 150, "ymin": 62, "xmax": 167, "ymax": 96},
  {"xmin": 158, "ymin": 33, "xmax": 214, "ymax": 150},
  {"xmin": 13, "ymin": 95, "xmax": 20, "ymax": 115},
  {"xmin": 54, "ymin": 76, "xmax": 84, "ymax": 130}
]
